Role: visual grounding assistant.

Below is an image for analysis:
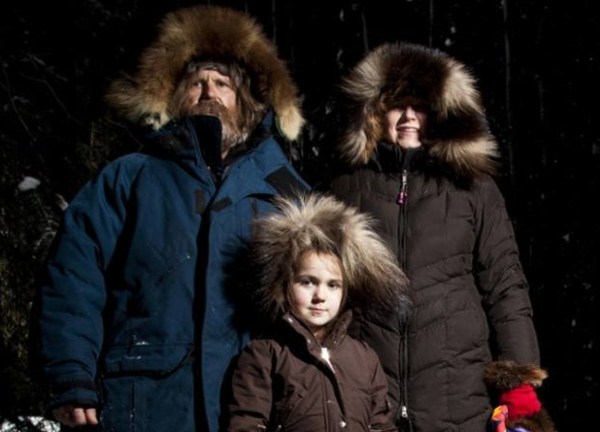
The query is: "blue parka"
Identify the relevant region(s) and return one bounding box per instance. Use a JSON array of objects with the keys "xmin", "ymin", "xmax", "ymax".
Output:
[{"xmin": 33, "ymin": 113, "xmax": 308, "ymax": 431}]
